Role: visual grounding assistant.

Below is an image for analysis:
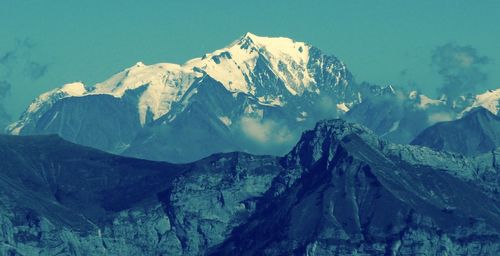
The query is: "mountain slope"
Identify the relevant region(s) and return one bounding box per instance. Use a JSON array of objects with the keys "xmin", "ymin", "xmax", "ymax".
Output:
[
  {"xmin": 16, "ymin": 94, "xmax": 142, "ymax": 153},
  {"xmin": 411, "ymin": 107, "xmax": 500, "ymax": 155},
  {"xmin": 0, "ymin": 134, "xmax": 182, "ymax": 232}
]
